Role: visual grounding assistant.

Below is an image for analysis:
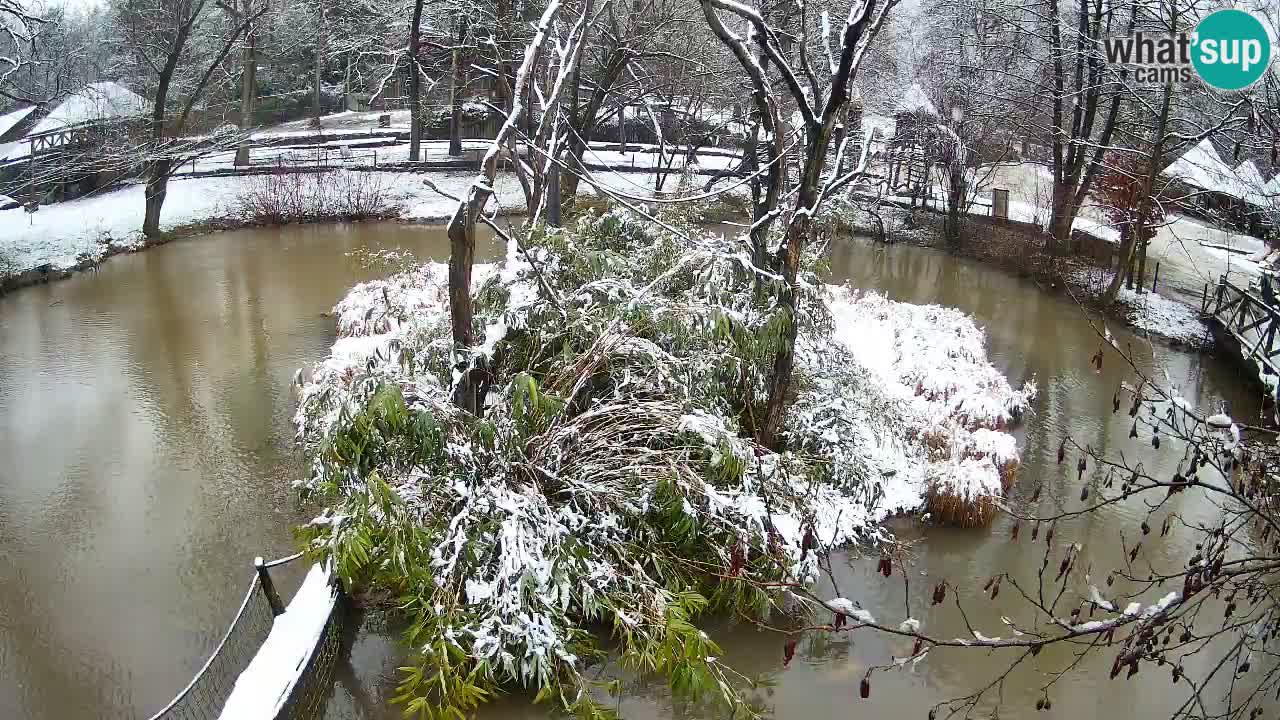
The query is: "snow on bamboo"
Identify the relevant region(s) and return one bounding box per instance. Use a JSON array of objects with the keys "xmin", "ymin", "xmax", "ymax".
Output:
[{"xmin": 292, "ymin": 210, "xmax": 1033, "ymax": 713}]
